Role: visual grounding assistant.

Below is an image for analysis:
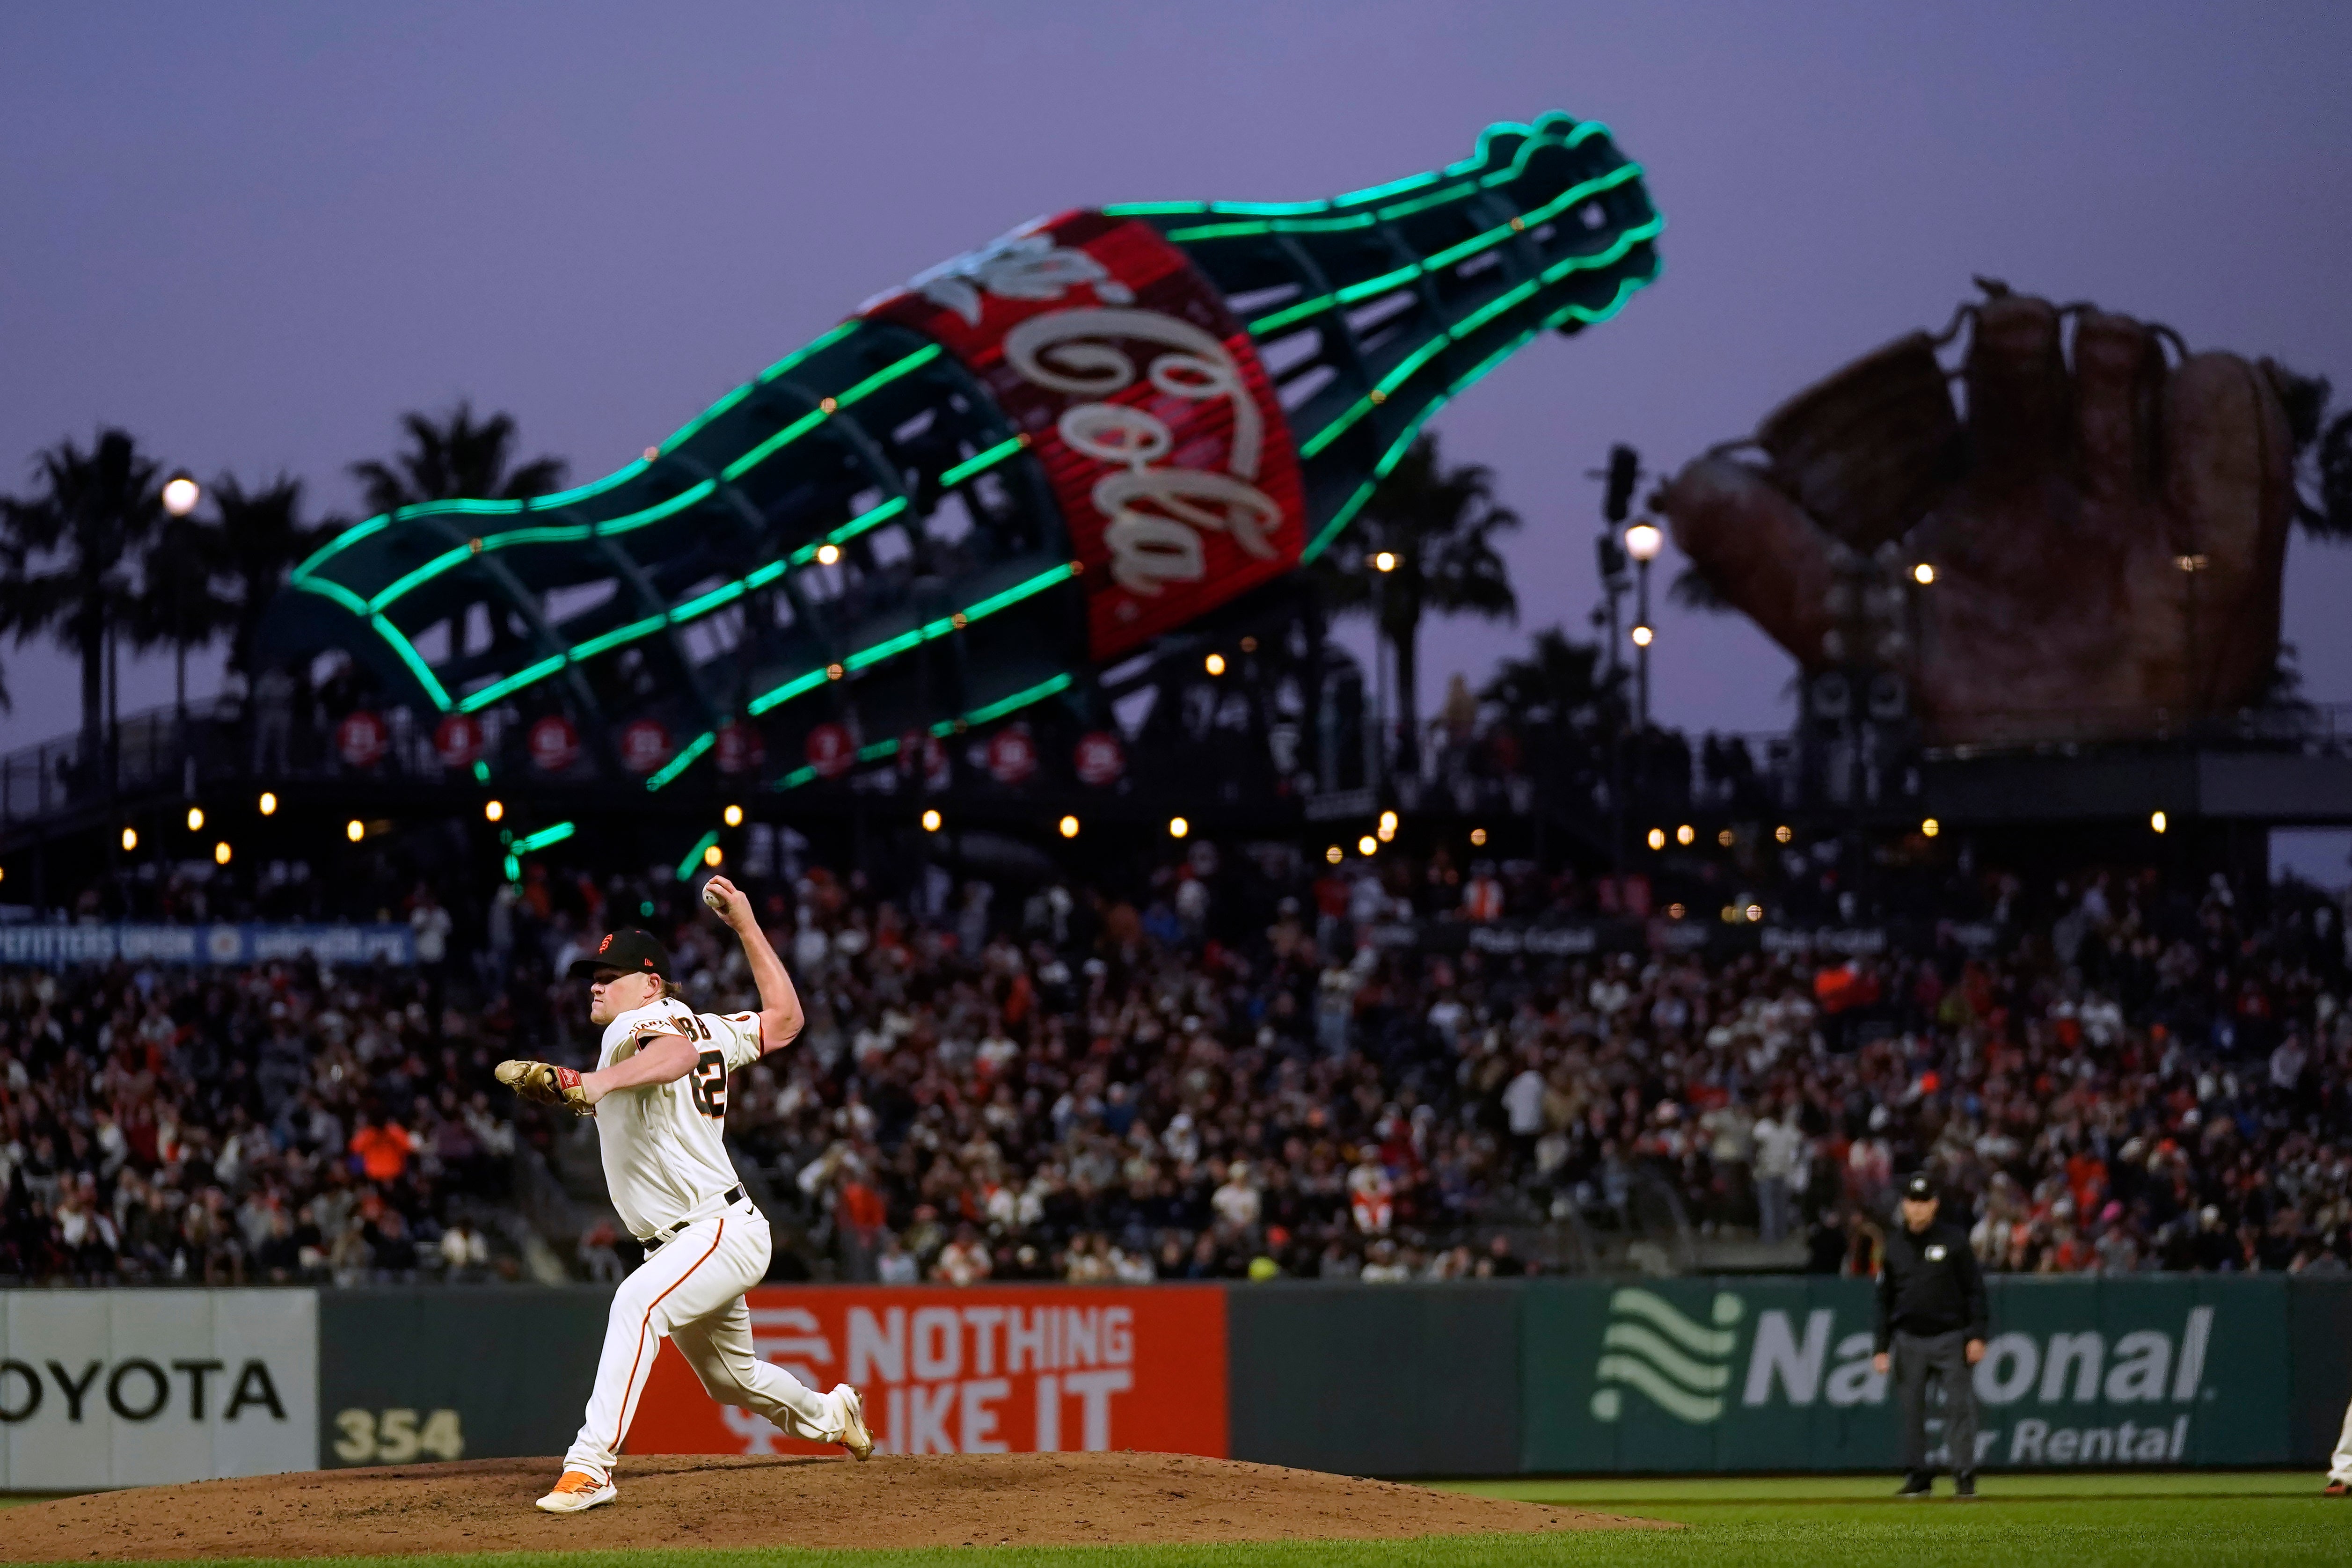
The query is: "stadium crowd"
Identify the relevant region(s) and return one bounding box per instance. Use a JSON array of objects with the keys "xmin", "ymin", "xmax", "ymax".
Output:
[
  {"xmin": 5, "ymin": 839, "xmax": 2350, "ymax": 1288},
  {"xmin": 0, "ymin": 883, "xmax": 524, "ymax": 1285}
]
